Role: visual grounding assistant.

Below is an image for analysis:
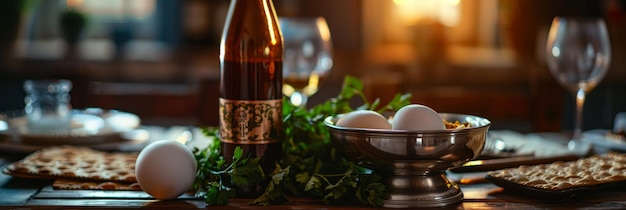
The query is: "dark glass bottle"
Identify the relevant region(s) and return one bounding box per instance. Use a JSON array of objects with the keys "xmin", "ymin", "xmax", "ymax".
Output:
[{"xmin": 218, "ymin": 0, "xmax": 283, "ymax": 197}]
